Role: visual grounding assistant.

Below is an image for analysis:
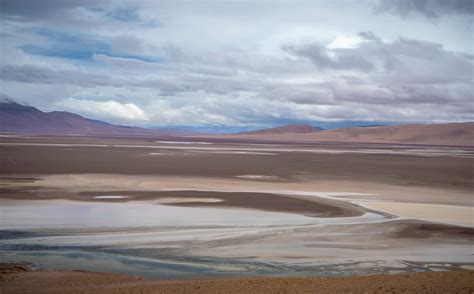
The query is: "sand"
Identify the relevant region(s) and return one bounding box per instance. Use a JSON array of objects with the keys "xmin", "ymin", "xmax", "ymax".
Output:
[{"xmin": 1, "ymin": 268, "xmax": 473, "ymax": 294}]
